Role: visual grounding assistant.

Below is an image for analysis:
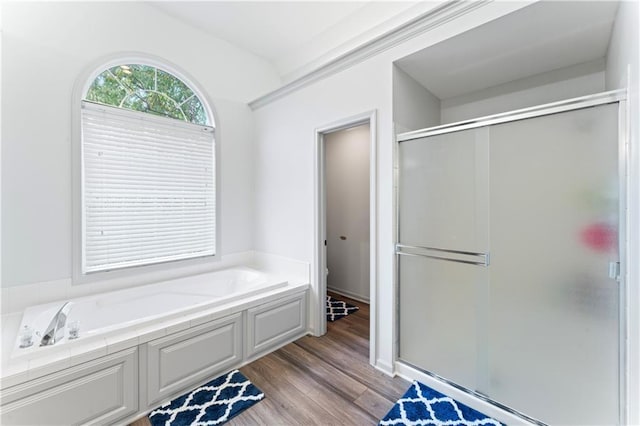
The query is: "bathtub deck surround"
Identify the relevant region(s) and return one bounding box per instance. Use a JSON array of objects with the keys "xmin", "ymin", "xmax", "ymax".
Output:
[
  {"xmin": 11, "ymin": 268, "xmax": 287, "ymax": 358},
  {"xmin": 0, "ymin": 255, "xmax": 310, "ymax": 425},
  {"xmin": 0, "ymin": 251, "xmax": 309, "ymax": 316}
]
